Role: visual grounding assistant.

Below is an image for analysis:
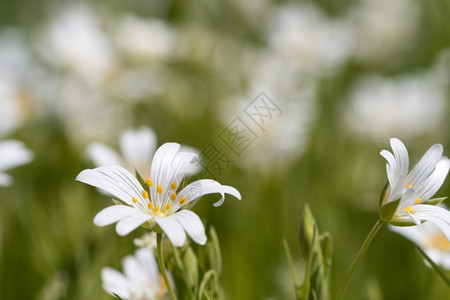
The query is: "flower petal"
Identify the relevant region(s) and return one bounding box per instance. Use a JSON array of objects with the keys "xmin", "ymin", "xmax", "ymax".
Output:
[
  {"xmin": 0, "ymin": 140, "xmax": 33, "ymax": 171},
  {"xmin": 115, "ymin": 213, "xmax": 152, "ymax": 236},
  {"xmin": 101, "ymin": 267, "xmax": 130, "ymax": 299},
  {"xmin": 135, "ymin": 248, "xmax": 159, "ymax": 283},
  {"xmin": 380, "ymin": 149, "xmax": 395, "ymax": 185},
  {"xmin": 0, "ymin": 172, "xmax": 12, "ymax": 186},
  {"xmin": 155, "ymin": 216, "xmax": 187, "ymax": 247},
  {"xmin": 76, "ymin": 165, "xmax": 145, "ymax": 205},
  {"xmin": 407, "ymin": 144, "xmax": 443, "ymax": 187},
  {"xmin": 123, "ymin": 253, "xmax": 147, "ymax": 283},
  {"xmin": 119, "ymin": 127, "xmax": 156, "ymax": 168},
  {"xmin": 178, "ymin": 179, "xmax": 241, "ymax": 207},
  {"xmin": 390, "ymin": 138, "xmax": 409, "ymax": 179},
  {"xmin": 149, "ymin": 143, "xmax": 180, "ymax": 202},
  {"xmin": 93, "ymin": 205, "xmax": 137, "ymax": 226},
  {"xmin": 413, "ymin": 204, "xmax": 450, "ymax": 240},
  {"xmin": 85, "ymin": 143, "xmax": 122, "ymax": 167},
  {"xmin": 173, "ymin": 210, "xmax": 207, "ymax": 245},
  {"xmin": 416, "ymin": 157, "xmax": 449, "ymax": 201}
]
